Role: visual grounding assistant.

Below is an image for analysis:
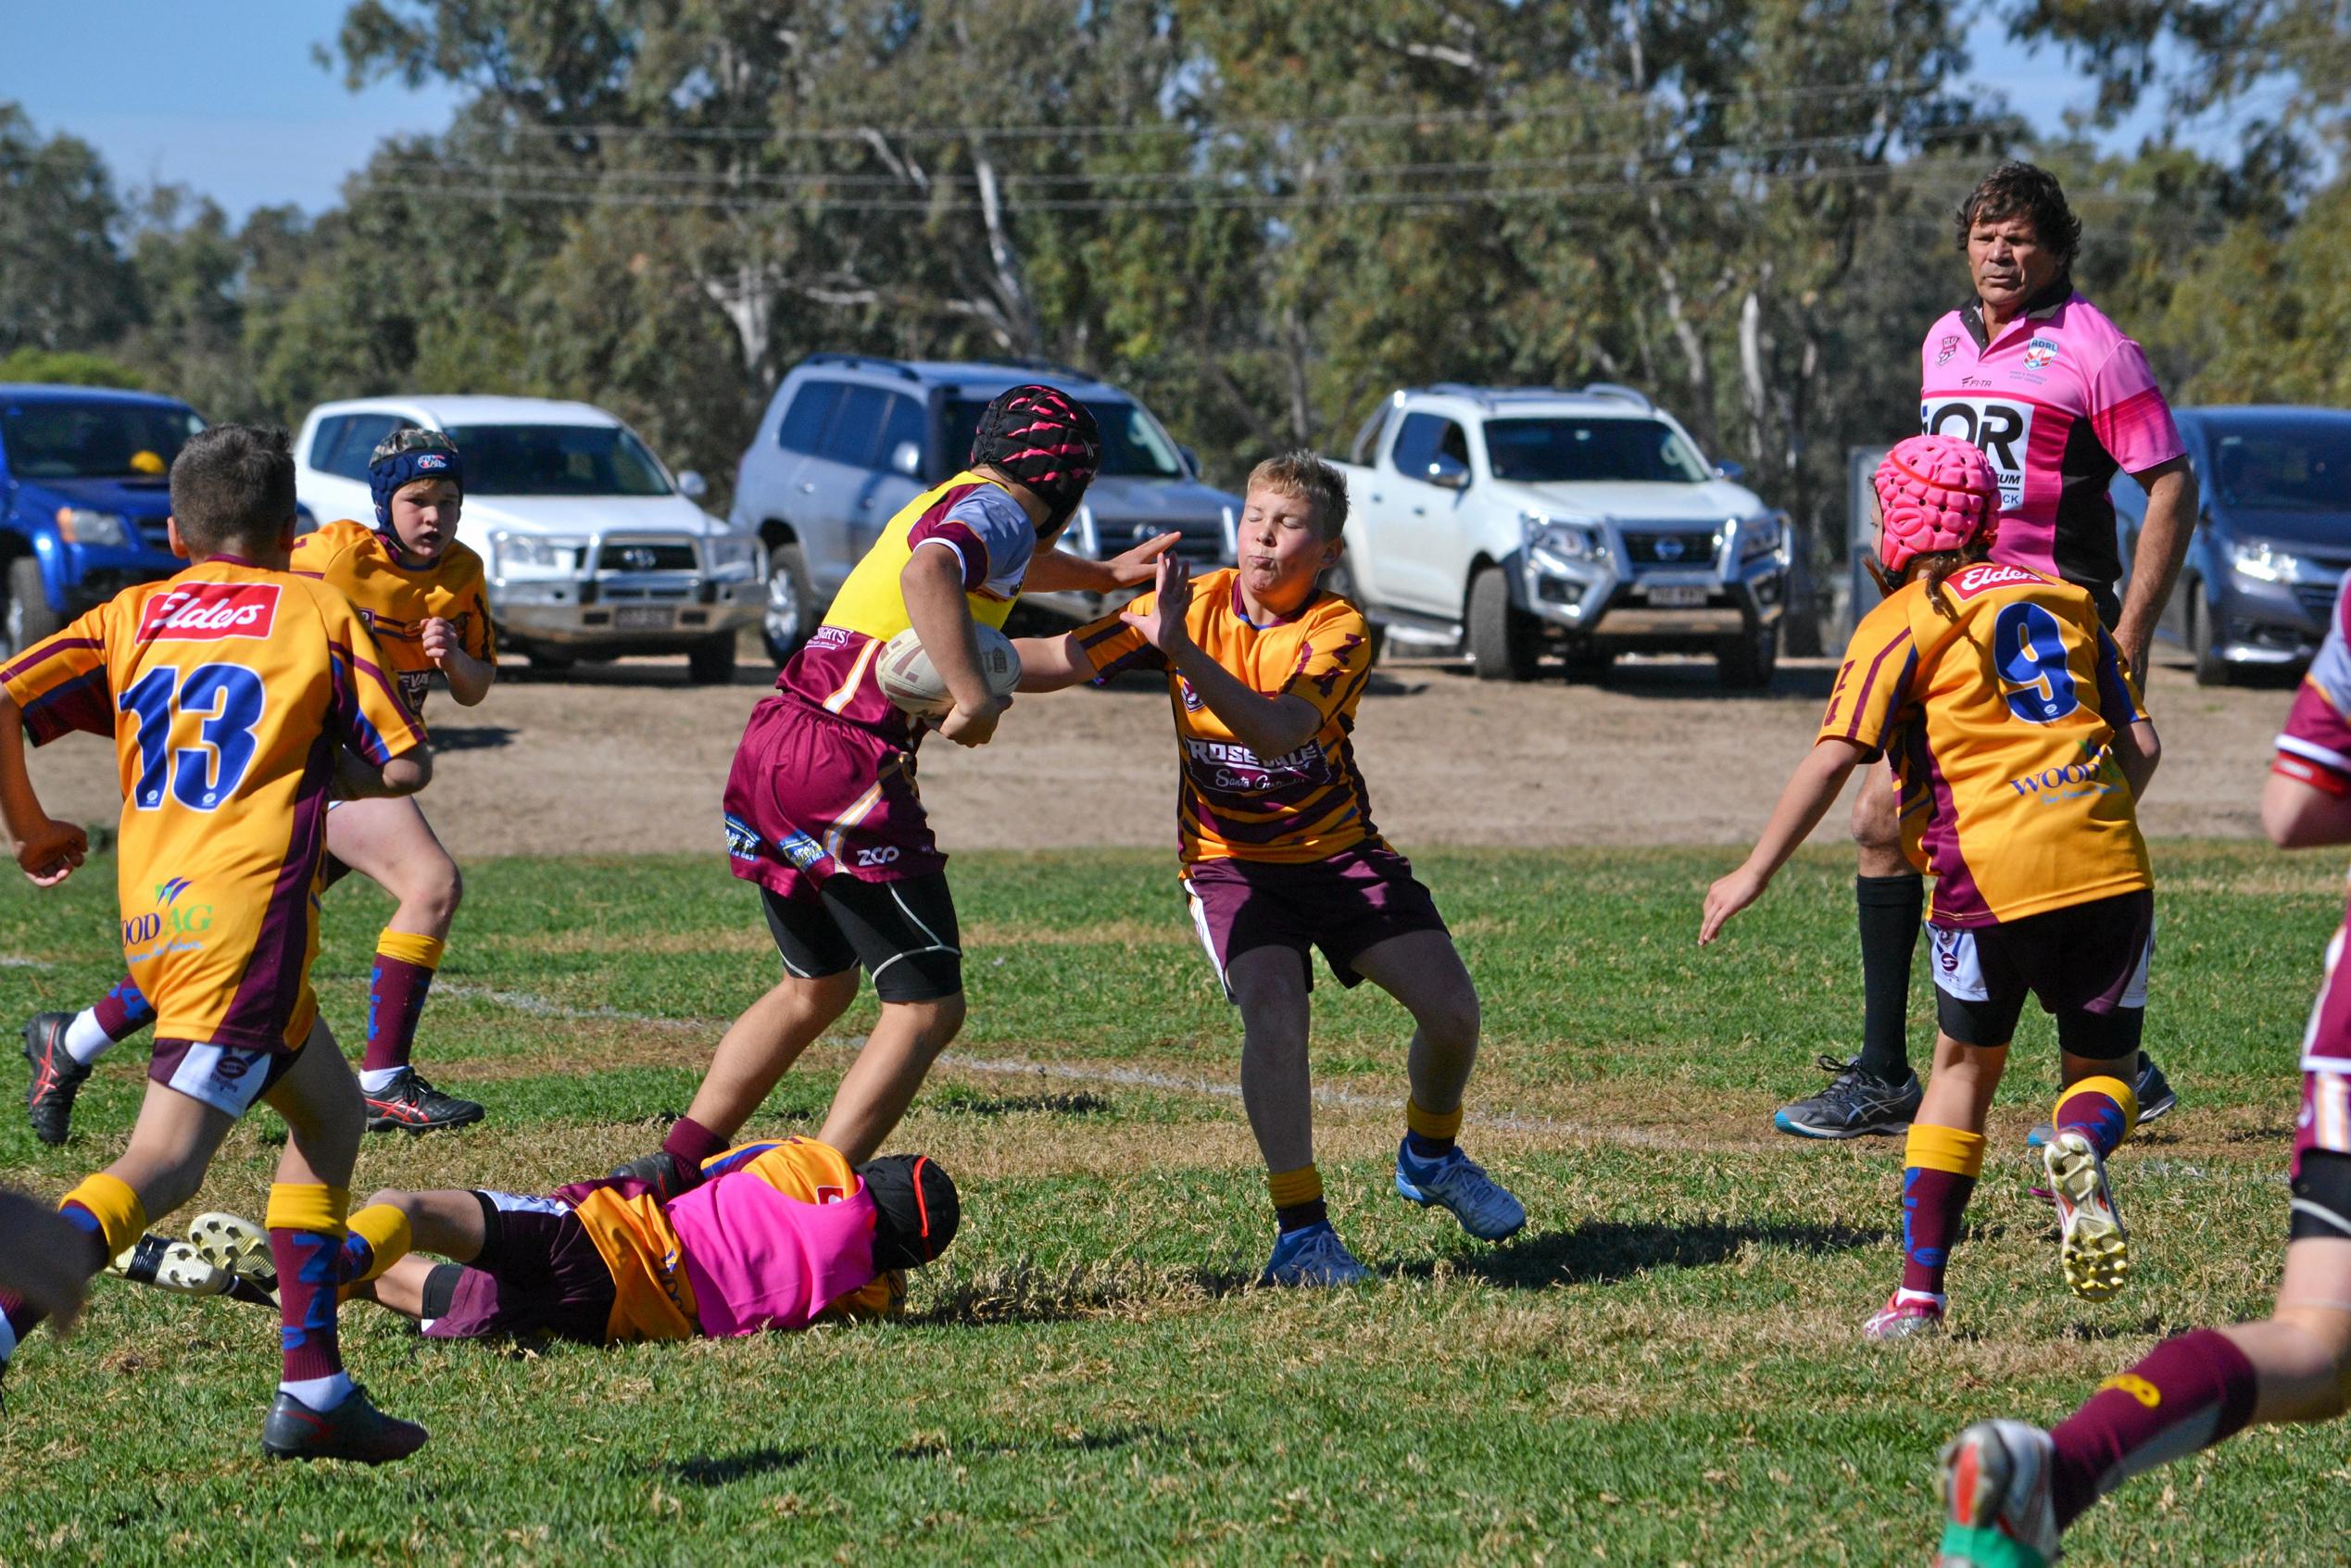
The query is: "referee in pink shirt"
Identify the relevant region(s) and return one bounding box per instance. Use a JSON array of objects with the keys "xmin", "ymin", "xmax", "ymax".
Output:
[{"xmin": 1775, "ymin": 162, "xmax": 2200, "ymax": 1140}]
